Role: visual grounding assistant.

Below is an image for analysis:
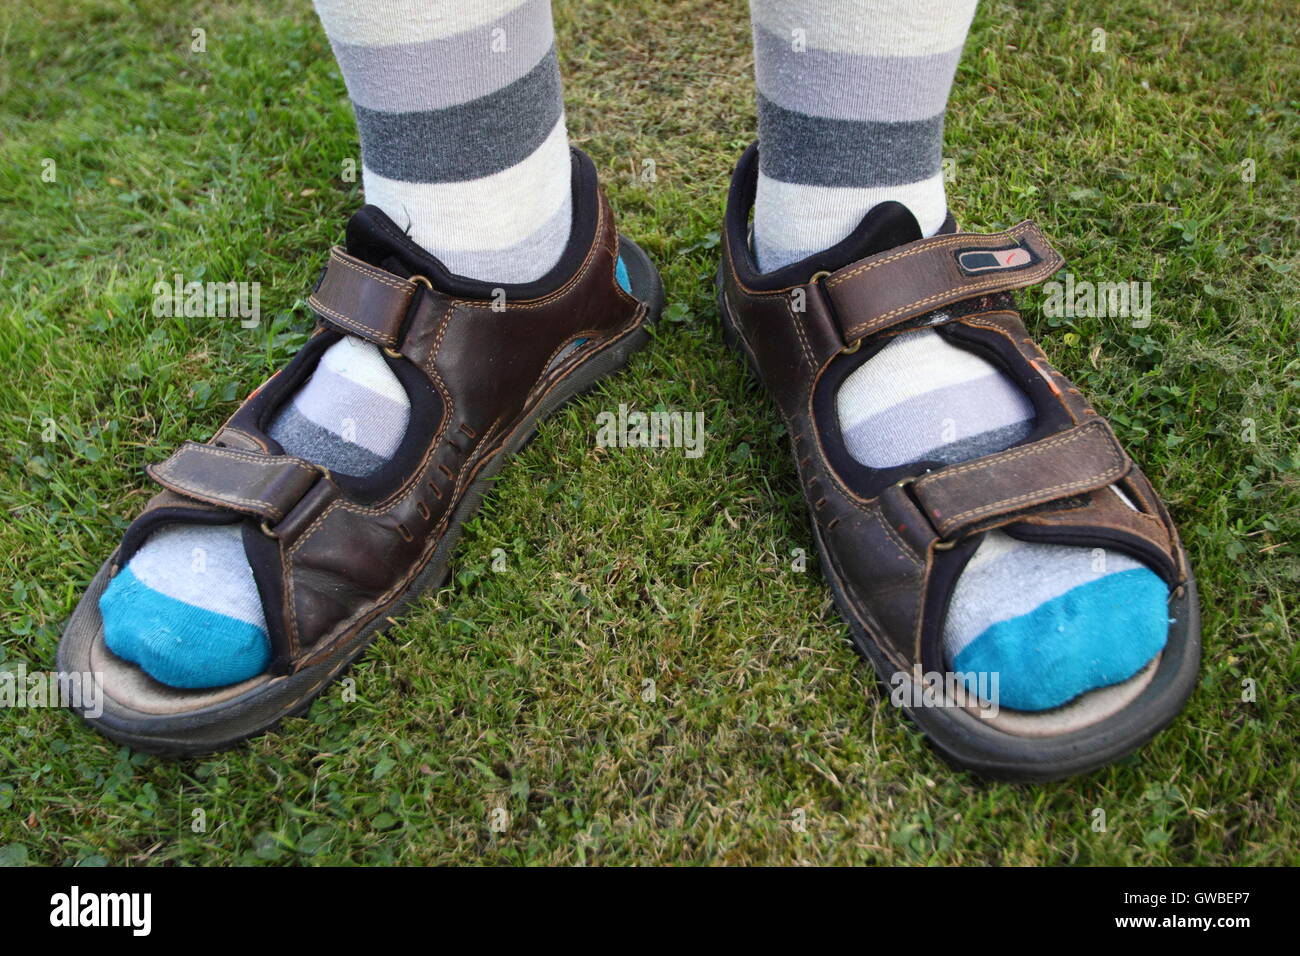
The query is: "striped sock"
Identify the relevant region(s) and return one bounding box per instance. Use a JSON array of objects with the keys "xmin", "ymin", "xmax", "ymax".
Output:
[
  {"xmin": 749, "ymin": 0, "xmax": 976, "ymax": 269},
  {"xmin": 101, "ymin": 1, "xmax": 583, "ymax": 688},
  {"xmin": 836, "ymin": 330, "xmax": 1035, "ymax": 467},
  {"xmin": 267, "ymin": 336, "xmax": 410, "ymax": 477},
  {"xmin": 838, "ymin": 332, "xmax": 1167, "ymax": 712},
  {"xmin": 315, "ymin": 0, "xmax": 572, "ymax": 284}
]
